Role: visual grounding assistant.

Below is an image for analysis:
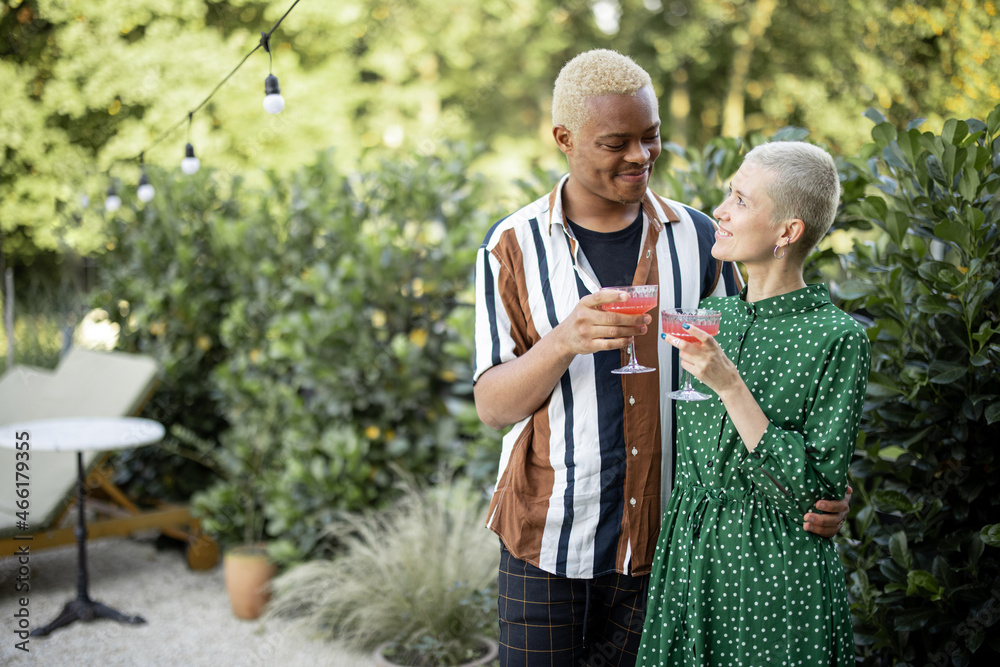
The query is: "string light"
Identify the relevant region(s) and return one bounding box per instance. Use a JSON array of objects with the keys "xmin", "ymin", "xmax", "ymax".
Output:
[
  {"xmin": 137, "ymin": 173, "xmax": 155, "ymax": 203},
  {"xmin": 104, "ymin": 185, "xmax": 122, "ymax": 212},
  {"xmin": 182, "ymin": 143, "xmax": 201, "ymax": 174},
  {"xmin": 261, "ymin": 31, "xmax": 285, "ymax": 114},
  {"xmin": 99, "ymin": 0, "xmax": 301, "ymax": 191},
  {"xmin": 181, "ymin": 112, "xmax": 201, "ymax": 174},
  {"xmin": 263, "ymin": 73, "xmax": 284, "ymax": 114},
  {"xmin": 136, "ymin": 154, "xmax": 155, "ymax": 203}
]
